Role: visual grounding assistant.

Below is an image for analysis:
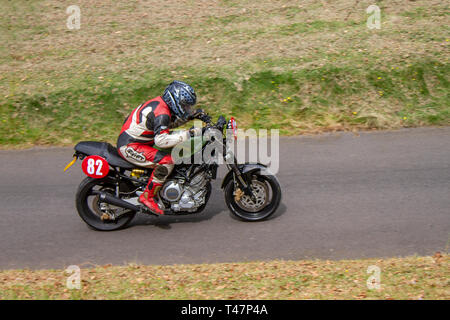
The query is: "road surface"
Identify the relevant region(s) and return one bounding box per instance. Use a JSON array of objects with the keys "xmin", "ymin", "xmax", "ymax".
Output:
[{"xmin": 0, "ymin": 127, "xmax": 449, "ymax": 269}]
